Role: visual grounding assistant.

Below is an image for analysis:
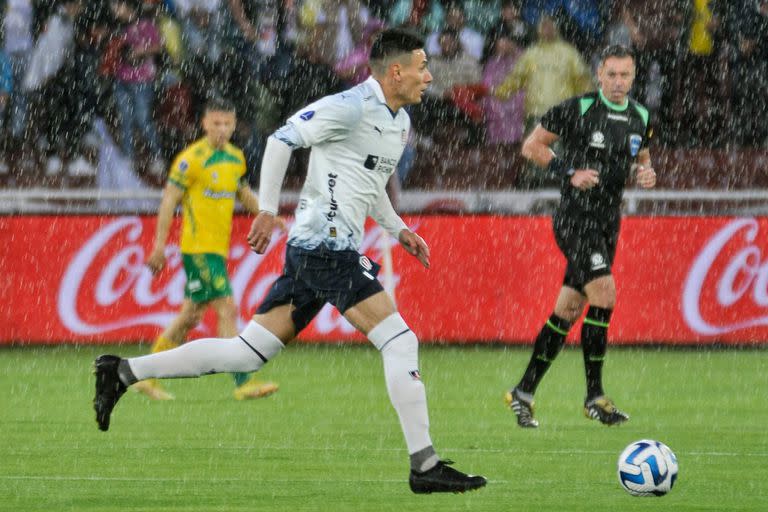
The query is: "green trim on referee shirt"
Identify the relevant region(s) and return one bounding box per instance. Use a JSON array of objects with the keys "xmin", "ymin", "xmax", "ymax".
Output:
[
  {"xmin": 583, "ymin": 317, "xmax": 610, "ymax": 328},
  {"xmin": 546, "ymin": 319, "xmax": 569, "ymax": 336}
]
